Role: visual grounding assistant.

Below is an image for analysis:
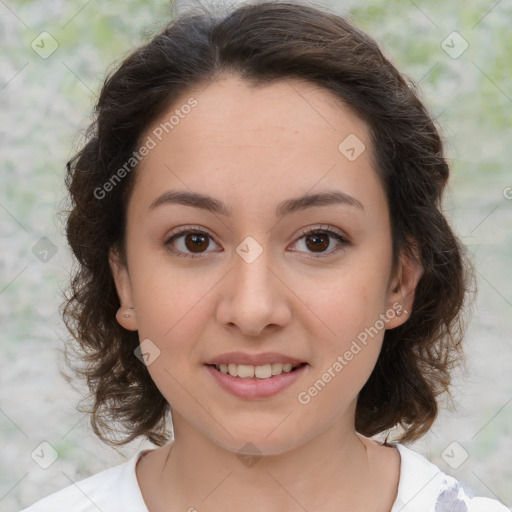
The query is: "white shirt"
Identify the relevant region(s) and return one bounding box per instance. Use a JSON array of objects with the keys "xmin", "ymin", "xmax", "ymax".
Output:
[{"xmin": 20, "ymin": 443, "xmax": 510, "ymax": 512}]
